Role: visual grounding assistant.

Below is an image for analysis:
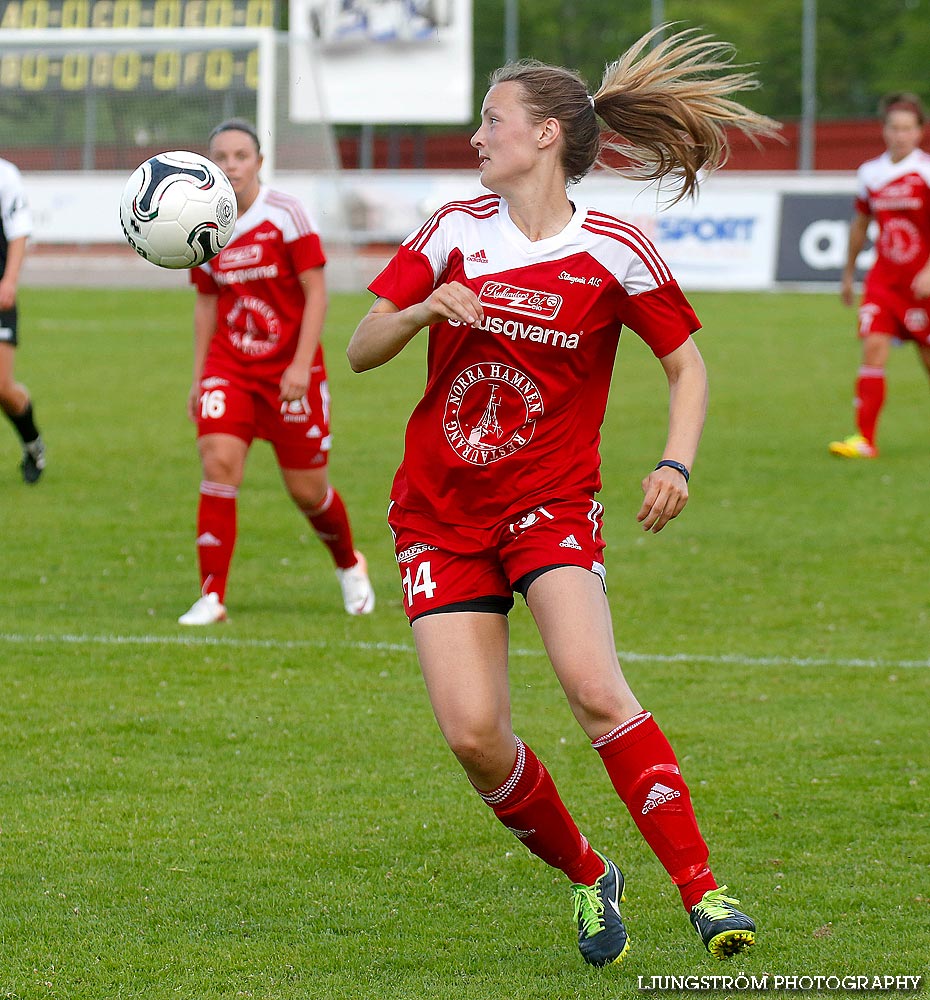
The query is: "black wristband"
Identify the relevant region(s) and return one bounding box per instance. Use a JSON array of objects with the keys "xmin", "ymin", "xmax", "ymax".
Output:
[{"xmin": 655, "ymin": 459, "xmax": 690, "ymax": 483}]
